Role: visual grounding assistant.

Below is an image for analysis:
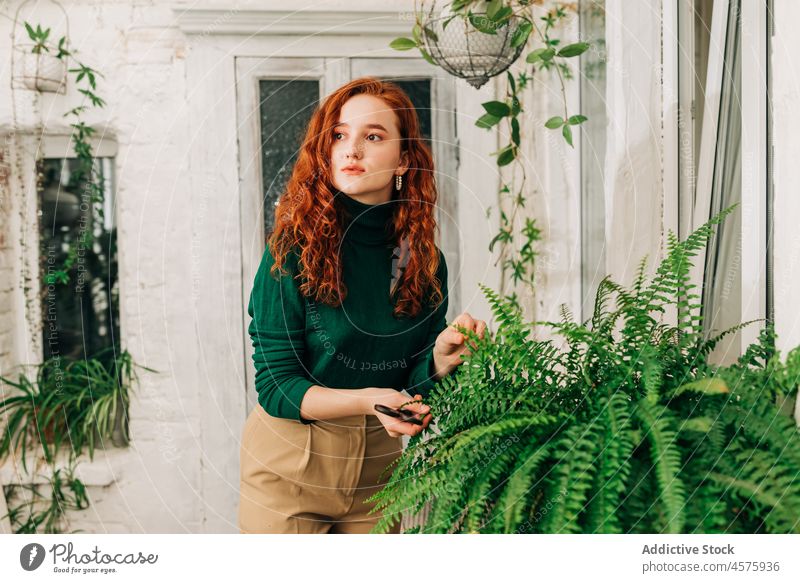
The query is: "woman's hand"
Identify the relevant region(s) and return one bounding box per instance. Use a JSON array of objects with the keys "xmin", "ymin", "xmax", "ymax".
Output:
[
  {"xmin": 363, "ymin": 389, "xmax": 432, "ymax": 438},
  {"xmin": 432, "ymin": 311, "xmax": 488, "ymax": 379}
]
